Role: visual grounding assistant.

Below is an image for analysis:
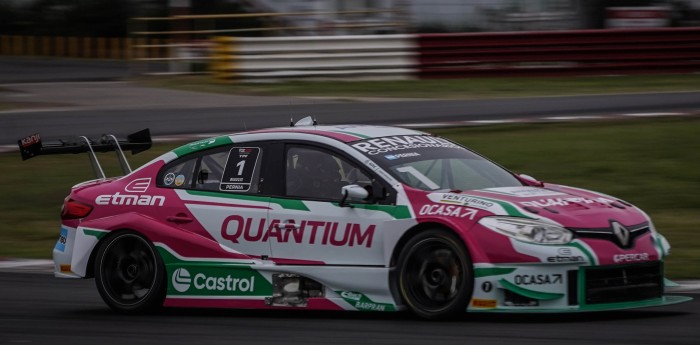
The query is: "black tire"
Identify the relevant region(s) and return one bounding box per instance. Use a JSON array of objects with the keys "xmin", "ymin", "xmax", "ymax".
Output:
[
  {"xmin": 94, "ymin": 231, "xmax": 166, "ymax": 314},
  {"xmin": 397, "ymin": 229, "xmax": 473, "ymax": 319}
]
